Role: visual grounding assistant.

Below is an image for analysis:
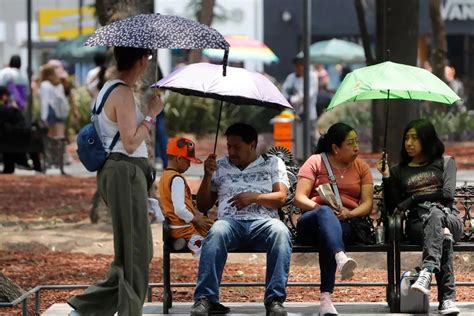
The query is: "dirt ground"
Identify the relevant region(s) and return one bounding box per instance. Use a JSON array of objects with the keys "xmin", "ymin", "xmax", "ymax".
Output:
[{"xmin": 1, "ymin": 139, "xmax": 474, "ymax": 315}]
